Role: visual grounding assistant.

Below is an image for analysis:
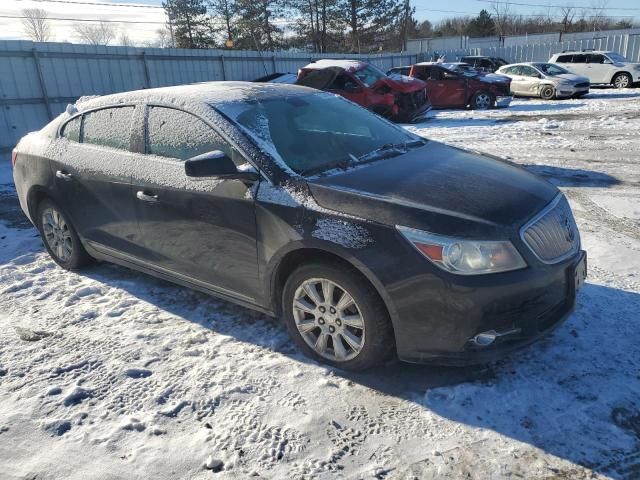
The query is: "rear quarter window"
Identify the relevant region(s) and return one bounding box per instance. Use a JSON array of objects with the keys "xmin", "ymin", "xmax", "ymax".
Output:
[{"xmin": 82, "ymin": 107, "xmax": 135, "ymax": 150}]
